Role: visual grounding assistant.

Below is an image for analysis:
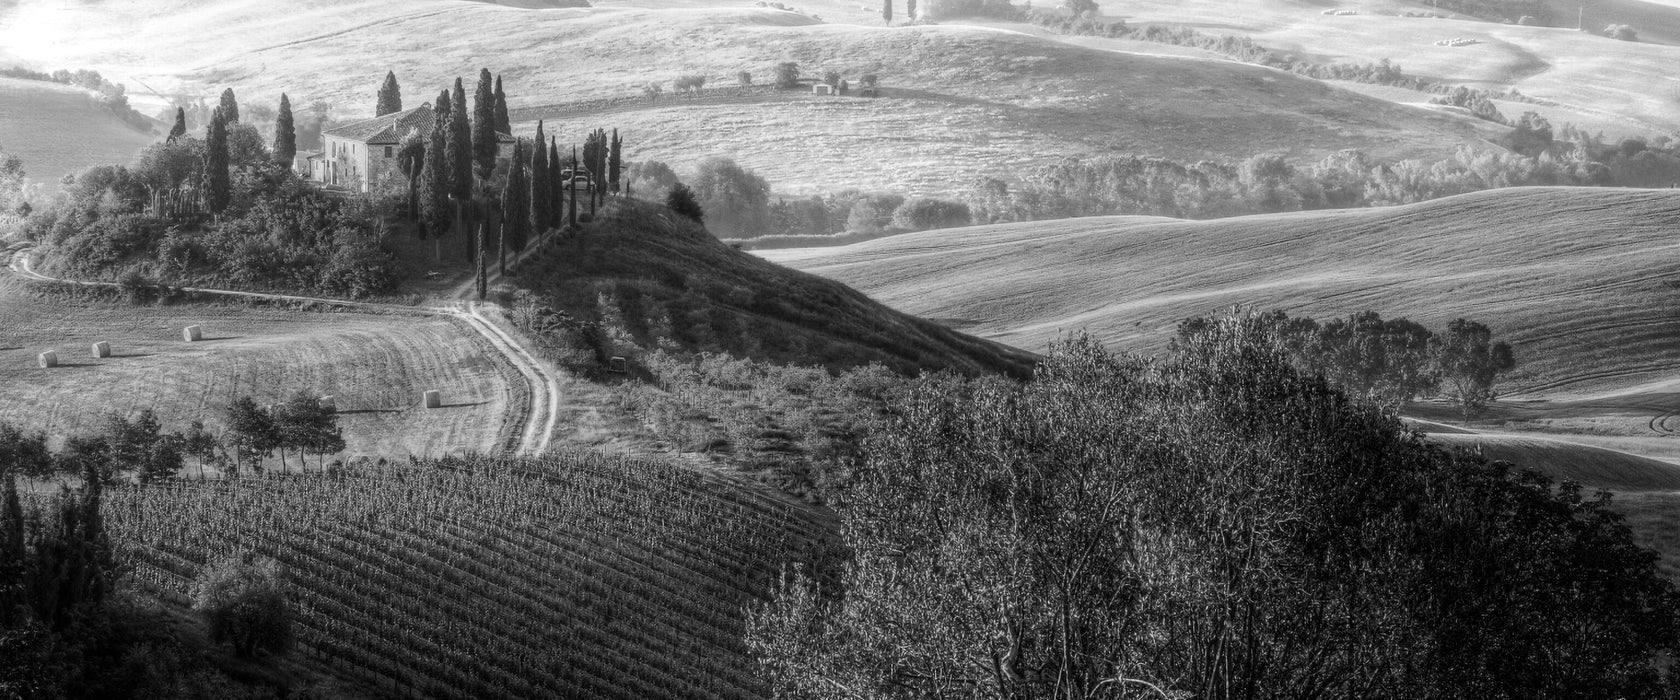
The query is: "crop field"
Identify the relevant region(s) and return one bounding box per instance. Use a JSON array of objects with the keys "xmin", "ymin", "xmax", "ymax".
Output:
[
  {"xmin": 101, "ymin": 453, "xmax": 834, "ymax": 699},
  {"xmin": 0, "ymin": 279, "xmax": 514, "ymax": 460},
  {"xmin": 0, "ymin": 77, "xmax": 156, "ymax": 191},
  {"xmin": 0, "ymin": 0, "xmax": 1488, "ymax": 196}
]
